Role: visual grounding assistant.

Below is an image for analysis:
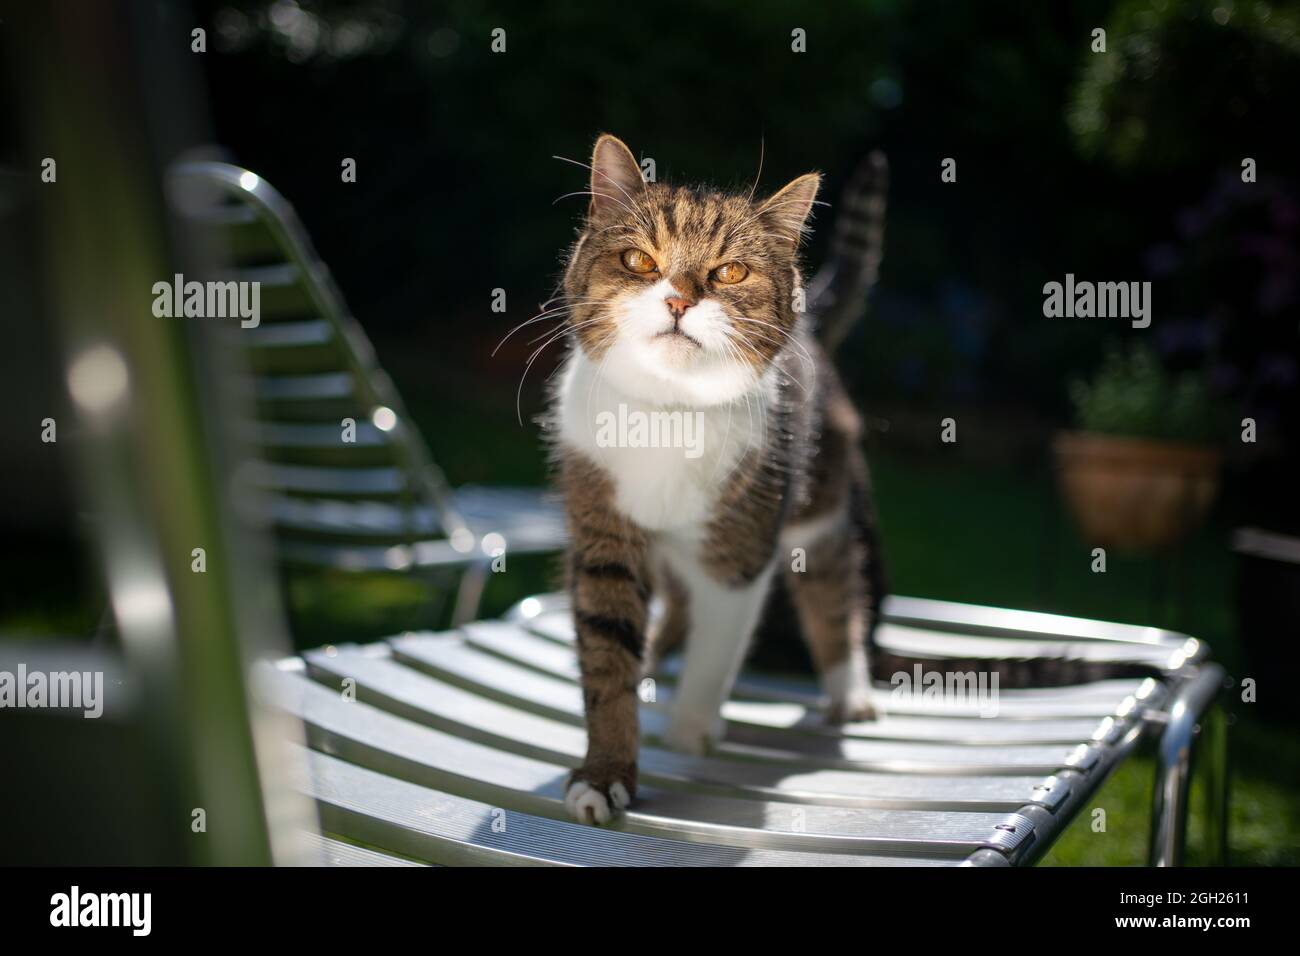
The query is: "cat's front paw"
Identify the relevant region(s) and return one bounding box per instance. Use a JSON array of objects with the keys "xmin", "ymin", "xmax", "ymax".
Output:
[
  {"xmin": 824, "ymin": 661, "xmax": 878, "ymax": 723},
  {"xmin": 827, "ymin": 692, "xmax": 878, "ymax": 724},
  {"xmin": 564, "ymin": 765, "xmax": 635, "ymax": 826},
  {"xmin": 662, "ymin": 710, "xmax": 725, "ymax": 756}
]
